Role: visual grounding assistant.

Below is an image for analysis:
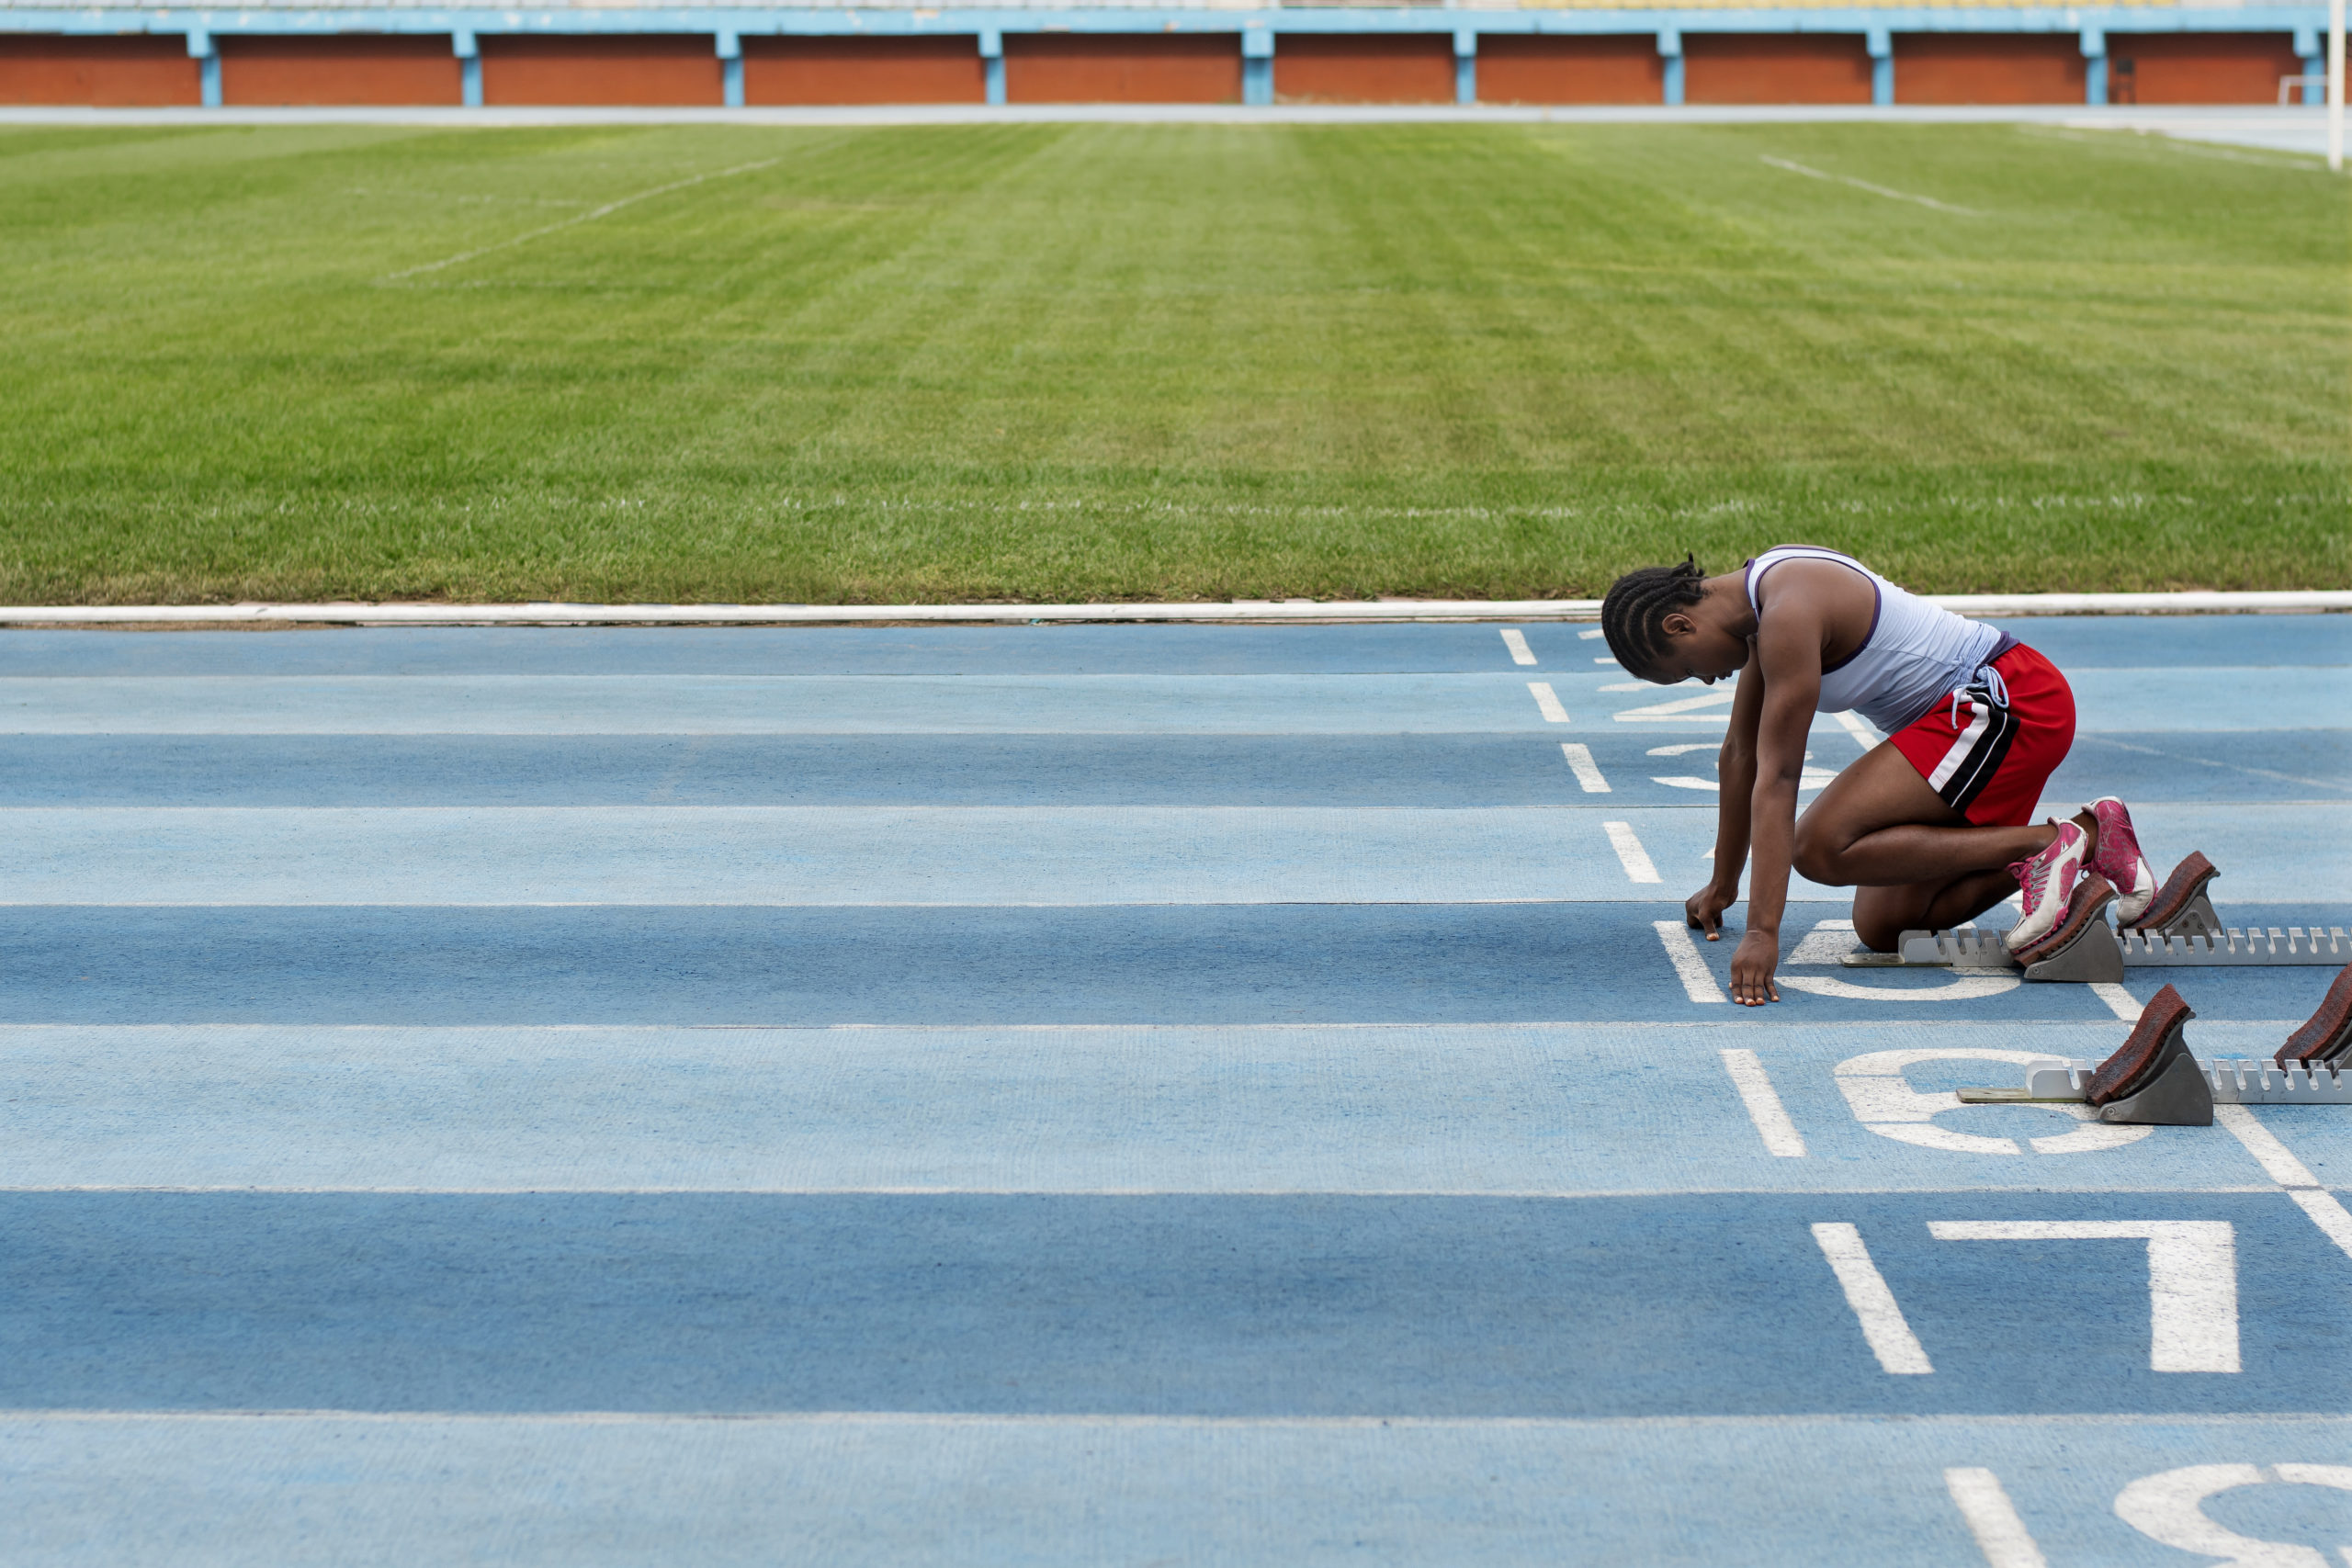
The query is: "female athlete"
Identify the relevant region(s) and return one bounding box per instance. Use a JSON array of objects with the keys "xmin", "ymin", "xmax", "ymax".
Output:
[{"xmin": 1600, "ymin": 547, "xmax": 2159, "ymax": 1007}]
